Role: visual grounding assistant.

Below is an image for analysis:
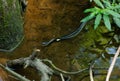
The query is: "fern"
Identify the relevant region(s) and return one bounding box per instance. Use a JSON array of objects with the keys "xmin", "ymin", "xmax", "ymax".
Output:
[
  {"xmin": 103, "ymin": 14, "xmax": 111, "ymax": 30},
  {"xmin": 113, "ymin": 17, "xmax": 120, "ymax": 28},
  {"xmin": 81, "ymin": 0, "xmax": 120, "ymax": 30},
  {"xmin": 93, "ymin": 0, "xmax": 104, "ymax": 8},
  {"xmin": 106, "ymin": 9, "xmax": 120, "ymax": 18},
  {"xmin": 81, "ymin": 12, "xmax": 96, "ymax": 22},
  {"xmin": 94, "ymin": 14, "xmax": 102, "ymax": 29}
]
